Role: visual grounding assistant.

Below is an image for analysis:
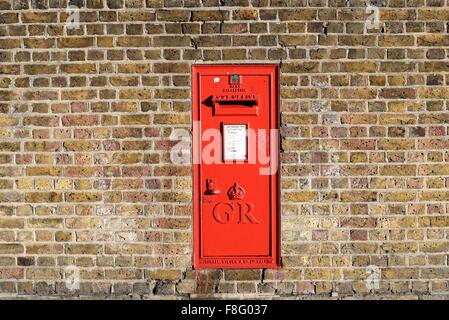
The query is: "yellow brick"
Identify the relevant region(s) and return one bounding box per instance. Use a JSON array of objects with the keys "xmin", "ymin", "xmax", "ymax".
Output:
[
  {"xmin": 341, "ymin": 191, "xmax": 377, "ymax": 202},
  {"xmin": 419, "ymin": 165, "xmax": 449, "ymax": 176},
  {"xmin": 65, "ymin": 192, "xmax": 102, "ymax": 202},
  {"xmin": 35, "ymin": 179, "xmax": 53, "ymax": 190},
  {"xmin": 382, "ymin": 268, "xmax": 418, "ymax": 280},
  {"xmin": 381, "ymin": 192, "xmax": 416, "ymax": 202},
  {"xmin": 283, "ymin": 191, "xmax": 318, "ymax": 202},
  {"xmin": 378, "ymin": 139, "xmax": 415, "ymax": 150},
  {"xmin": 303, "ymin": 268, "xmax": 341, "ymax": 280},
  {"xmin": 0, "ymin": 116, "xmax": 19, "ymax": 126},
  {"xmin": 74, "ymin": 179, "xmax": 93, "ymax": 190},
  {"xmin": 16, "ymin": 179, "xmax": 33, "ymax": 190},
  {"xmin": 380, "ymin": 165, "xmax": 416, "ymax": 176},
  {"xmin": 379, "ymin": 114, "xmax": 416, "ymax": 124},
  {"xmin": 55, "ymin": 179, "xmax": 72, "ymax": 190},
  {"xmin": 427, "ymin": 178, "xmax": 445, "ymax": 189},
  {"xmin": 420, "ymin": 191, "xmax": 449, "ymax": 201}
]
